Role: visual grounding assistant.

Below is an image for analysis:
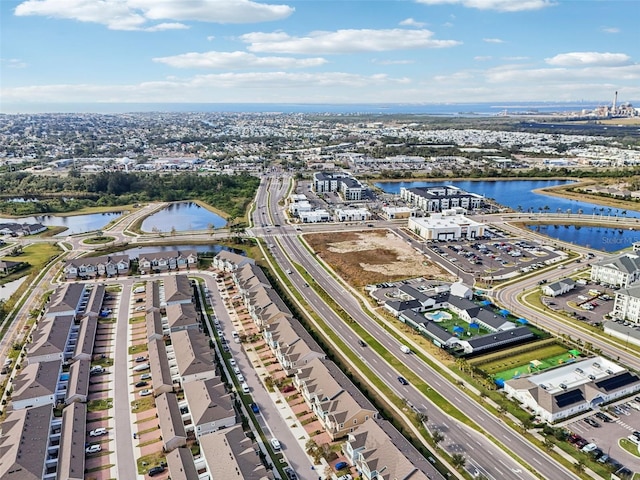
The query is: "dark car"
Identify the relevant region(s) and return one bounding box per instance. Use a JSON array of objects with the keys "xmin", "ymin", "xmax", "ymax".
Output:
[
  {"xmin": 281, "ymin": 385, "xmax": 296, "ymax": 393},
  {"xmin": 148, "ymin": 465, "xmax": 166, "ymax": 476},
  {"xmin": 397, "ymin": 376, "xmax": 409, "ymax": 386},
  {"xmin": 135, "ymin": 381, "xmax": 148, "ymax": 388},
  {"xmin": 135, "ymin": 356, "xmax": 147, "ymax": 363},
  {"xmin": 250, "ymin": 403, "xmax": 260, "ymax": 414},
  {"xmin": 358, "ymin": 339, "xmax": 367, "ymax": 347},
  {"xmin": 283, "ymin": 466, "xmax": 298, "ymax": 480}
]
